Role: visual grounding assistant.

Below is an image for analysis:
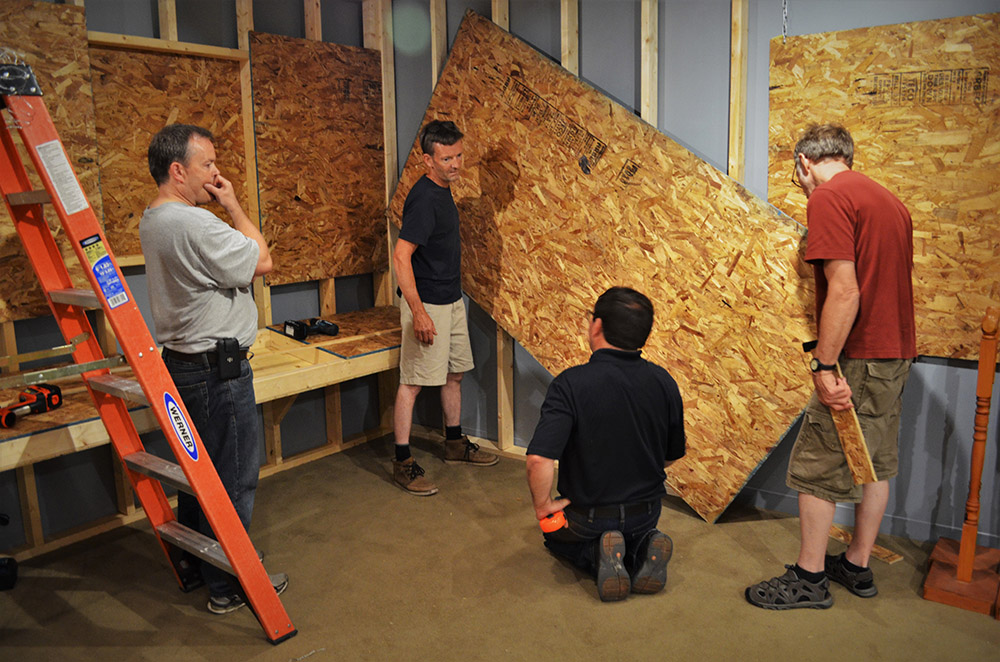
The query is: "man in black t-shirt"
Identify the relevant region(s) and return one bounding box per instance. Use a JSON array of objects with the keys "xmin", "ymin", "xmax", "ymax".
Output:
[
  {"xmin": 391, "ymin": 120, "xmax": 498, "ymax": 497},
  {"xmin": 526, "ymin": 287, "xmax": 685, "ymax": 601}
]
